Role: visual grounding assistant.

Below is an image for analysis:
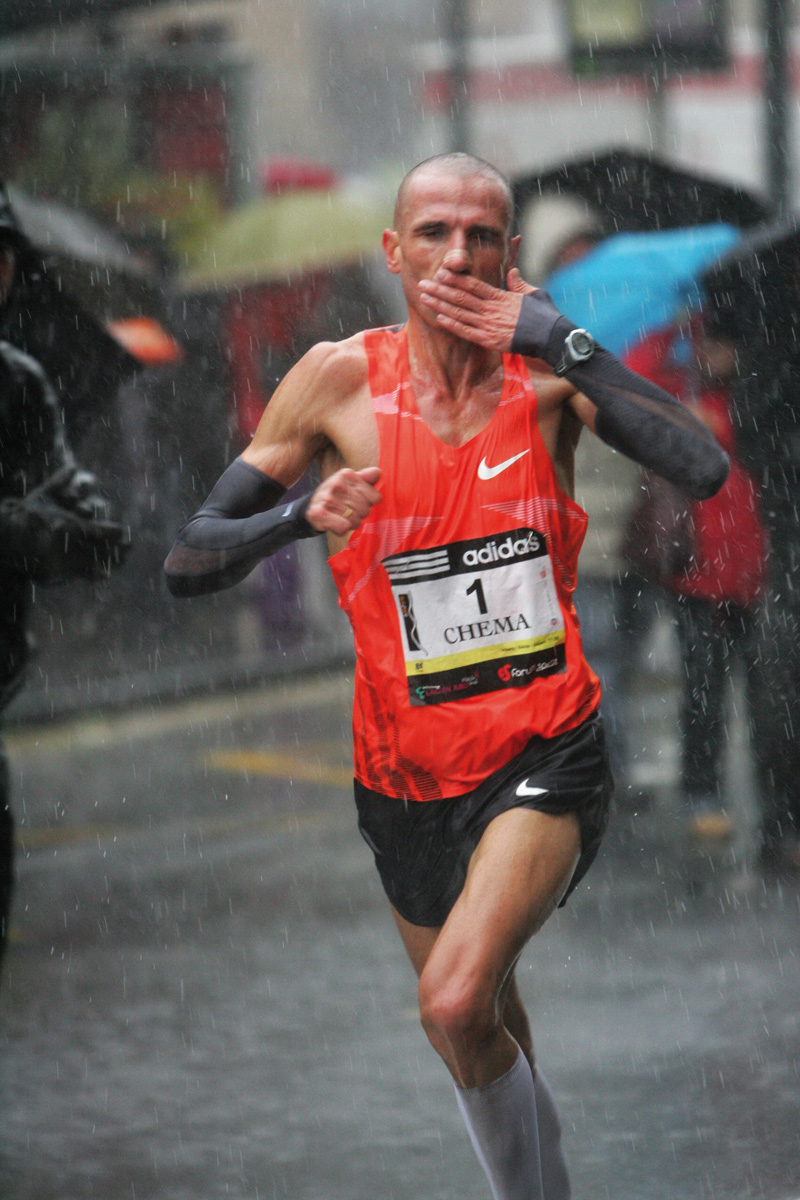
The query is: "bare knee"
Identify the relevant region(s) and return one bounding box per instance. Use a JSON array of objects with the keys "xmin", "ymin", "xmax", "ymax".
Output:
[{"xmin": 418, "ymin": 966, "xmax": 498, "ymax": 1058}]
